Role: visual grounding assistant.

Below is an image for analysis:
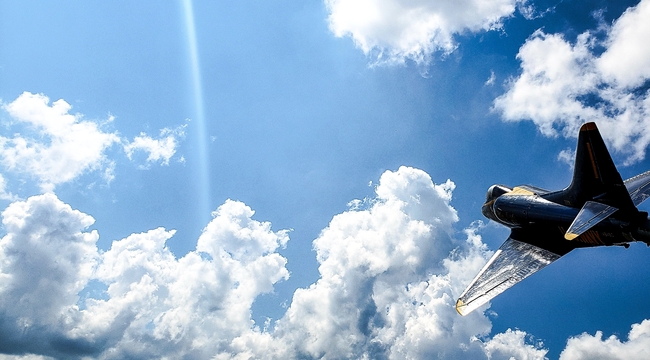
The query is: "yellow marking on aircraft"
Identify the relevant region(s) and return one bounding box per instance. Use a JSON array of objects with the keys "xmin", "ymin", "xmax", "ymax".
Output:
[
  {"xmin": 455, "ymin": 299, "xmax": 465, "ymax": 316},
  {"xmin": 504, "ymin": 187, "xmax": 536, "ymax": 196},
  {"xmin": 565, "ymin": 232, "xmax": 579, "ymax": 240}
]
